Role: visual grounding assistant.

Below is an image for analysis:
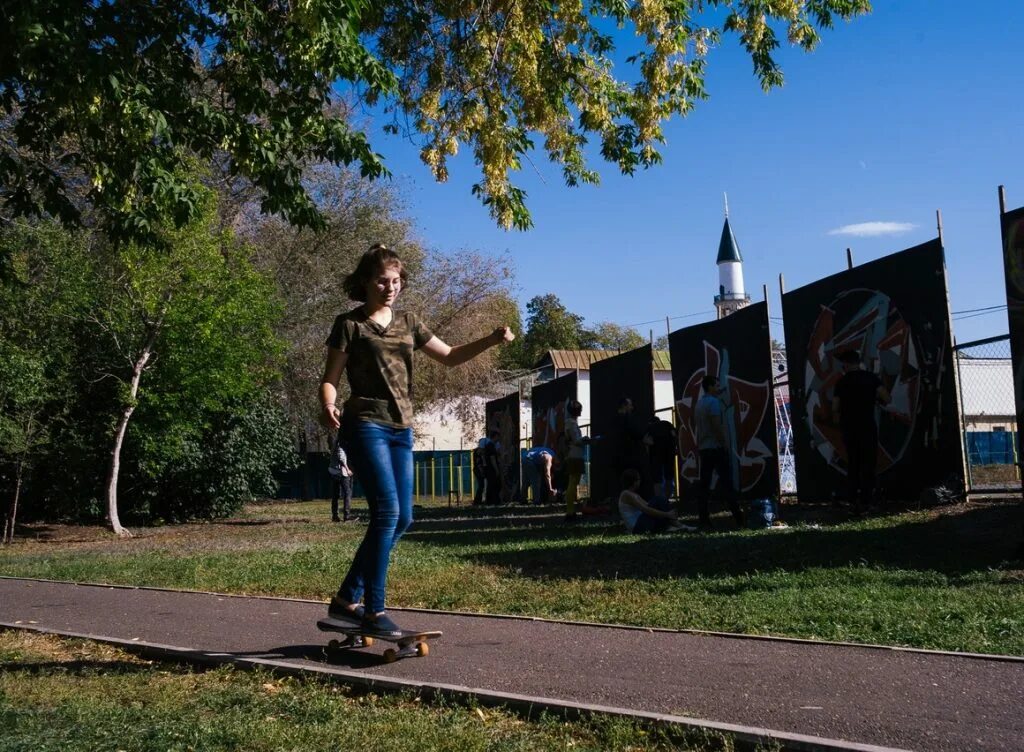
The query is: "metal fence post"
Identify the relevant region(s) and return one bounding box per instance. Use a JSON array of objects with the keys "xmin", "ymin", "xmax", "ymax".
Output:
[{"xmin": 955, "ymin": 345, "xmax": 975, "ymax": 492}]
